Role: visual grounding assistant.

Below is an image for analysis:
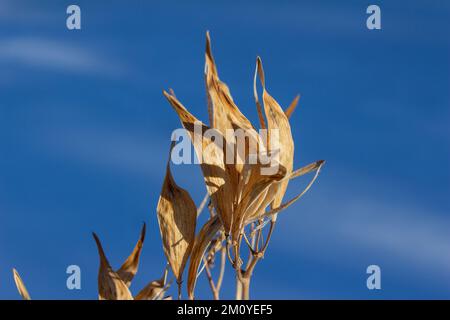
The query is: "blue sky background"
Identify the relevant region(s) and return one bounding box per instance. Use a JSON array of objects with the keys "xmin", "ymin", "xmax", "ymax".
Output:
[{"xmin": 0, "ymin": 0, "xmax": 449, "ymax": 299}]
